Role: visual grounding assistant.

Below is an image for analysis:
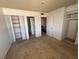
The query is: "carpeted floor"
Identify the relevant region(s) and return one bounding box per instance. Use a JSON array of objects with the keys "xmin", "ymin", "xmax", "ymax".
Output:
[{"xmin": 5, "ymin": 35, "xmax": 77, "ymax": 59}]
